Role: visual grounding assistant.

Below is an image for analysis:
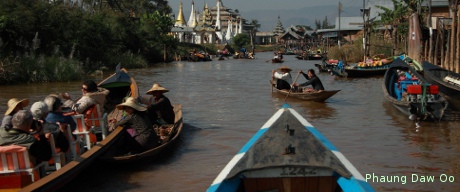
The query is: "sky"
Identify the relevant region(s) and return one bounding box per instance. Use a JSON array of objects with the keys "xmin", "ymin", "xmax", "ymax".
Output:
[
  {"xmin": 167, "ymin": 0, "xmax": 368, "ymax": 12},
  {"xmin": 167, "ymin": 0, "xmax": 392, "ymax": 31}
]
